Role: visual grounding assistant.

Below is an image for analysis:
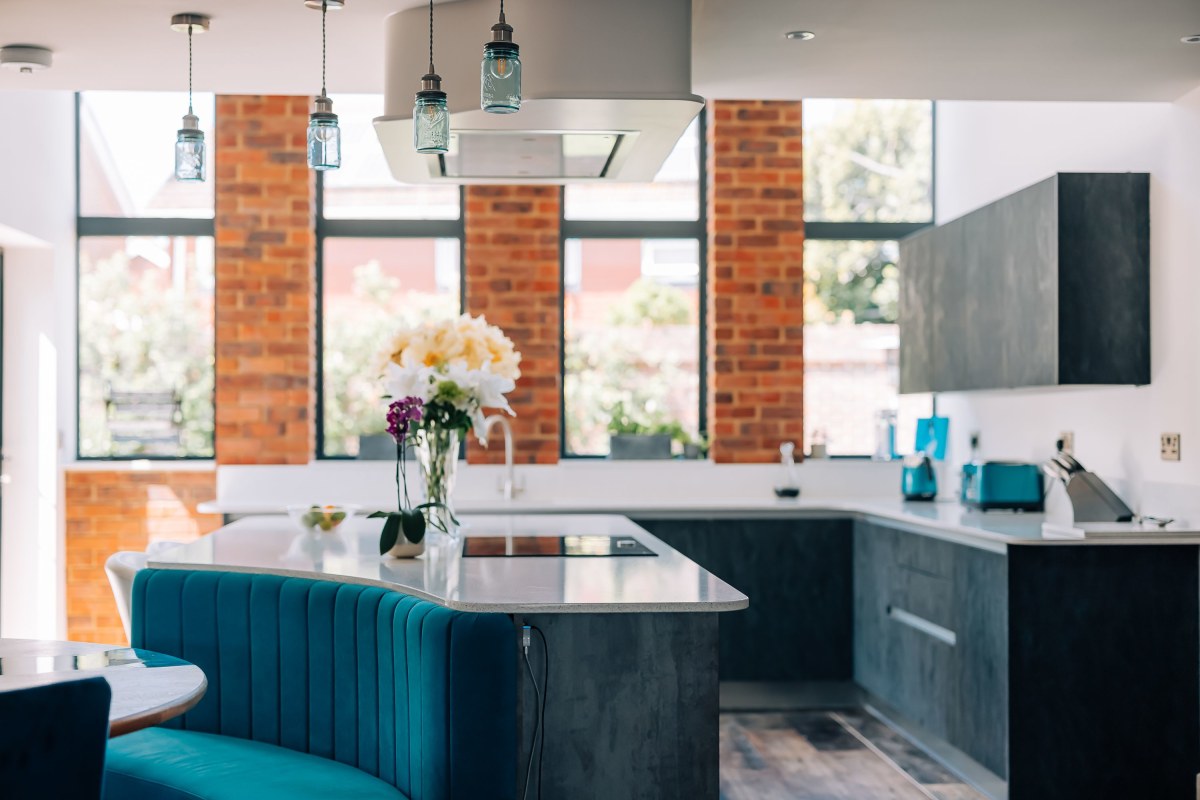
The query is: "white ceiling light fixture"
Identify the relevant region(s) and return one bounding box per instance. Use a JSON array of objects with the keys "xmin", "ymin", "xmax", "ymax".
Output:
[
  {"xmin": 785, "ymin": 31, "xmax": 816, "ymax": 41},
  {"xmin": 1182, "ymin": 34, "xmax": 1200, "ymax": 43},
  {"xmin": 0, "ymin": 45, "xmax": 53, "ymax": 73}
]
